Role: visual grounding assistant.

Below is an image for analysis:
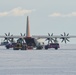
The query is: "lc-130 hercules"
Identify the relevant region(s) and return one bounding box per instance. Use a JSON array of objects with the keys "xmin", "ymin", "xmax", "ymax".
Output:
[{"xmin": 0, "ymin": 16, "xmax": 76, "ymax": 50}]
